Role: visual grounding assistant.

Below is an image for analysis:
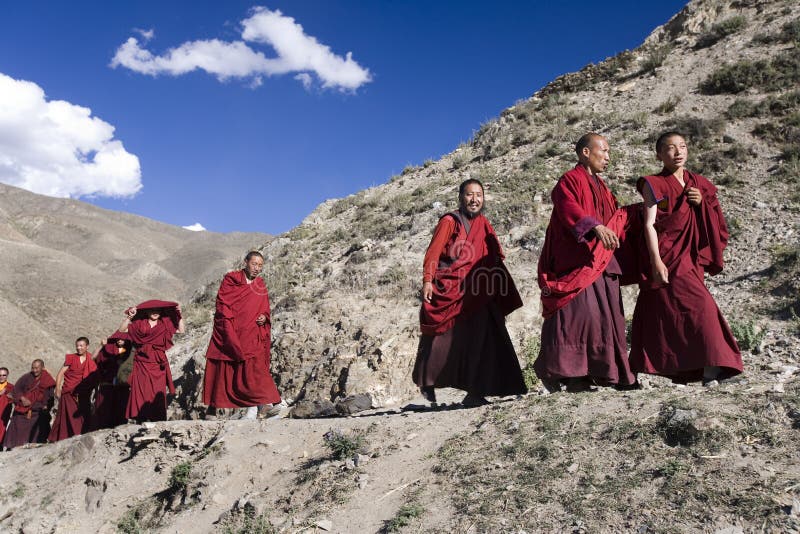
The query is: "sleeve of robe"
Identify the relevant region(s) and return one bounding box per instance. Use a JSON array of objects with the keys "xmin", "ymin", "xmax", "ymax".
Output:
[
  {"xmin": 552, "ymin": 175, "xmax": 602, "ymax": 243},
  {"xmin": 422, "ymin": 216, "xmax": 456, "ymax": 283},
  {"xmin": 693, "ymin": 174, "xmax": 729, "ymax": 276},
  {"xmin": 214, "ymin": 273, "xmax": 246, "ymax": 361}
]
